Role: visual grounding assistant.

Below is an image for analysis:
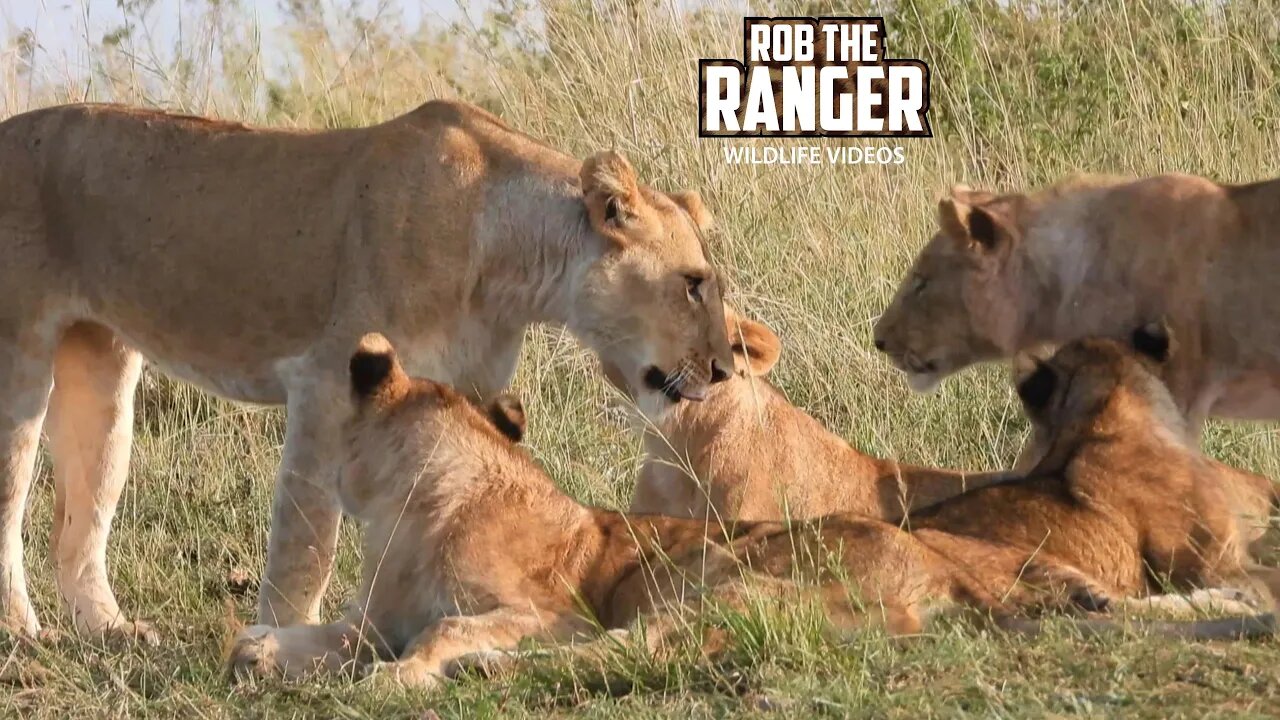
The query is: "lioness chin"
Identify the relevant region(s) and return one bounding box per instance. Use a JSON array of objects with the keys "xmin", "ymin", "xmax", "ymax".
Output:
[
  {"xmin": 227, "ymin": 329, "xmax": 1278, "ymax": 688},
  {"xmin": 0, "ymin": 100, "xmax": 733, "ymax": 639}
]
